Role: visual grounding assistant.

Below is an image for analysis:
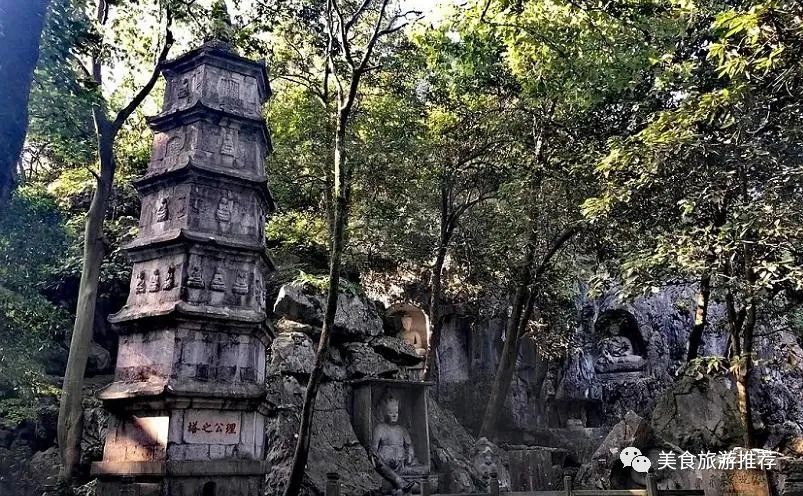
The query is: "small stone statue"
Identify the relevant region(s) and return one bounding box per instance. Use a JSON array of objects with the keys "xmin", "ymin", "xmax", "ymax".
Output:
[
  {"xmin": 187, "ymin": 265, "xmax": 205, "ymax": 288},
  {"xmin": 148, "ymin": 269, "xmax": 161, "ymax": 292},
  {"xmin": 594, "ymin": 322, "xmax": 645, "ymax": 373},
  {"xmin": 210, "ymin": 267, "xmax": 226, "ymax": 292},
  {"xmin": 155, "ymin": 197, "xmax": 169, "ymax": 222},
  {"xmin": 177, "ymin": 77, "xmax": 190, "ymax": 99},
  {"xmin": 221, "ymin": 128, "xmax": 236, "ymax": 156},
  {"xmin": 135, "ymin": 271, "xmax": 146, "ymax": 294},
  {"xmin": 399, "ymin": 315, "xmax": 425, "ymax": 358},
  {"xmin": 371, "ymin": 394, "xmax": 426, "ymax": 494},
  {"xmin": 163, "ymin": 266, "xmax": 176, "ymax": 290},
  {"xmin": 215, "ymin": 194, "xmax": 233, "ymax": 233},
  {"xmin": 253, "ymin": 275, "xmax": 263, "ymax": 308},
  {"xmin": 233, "ymin": 271, "xmax": 249, "ymax": 295}
]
